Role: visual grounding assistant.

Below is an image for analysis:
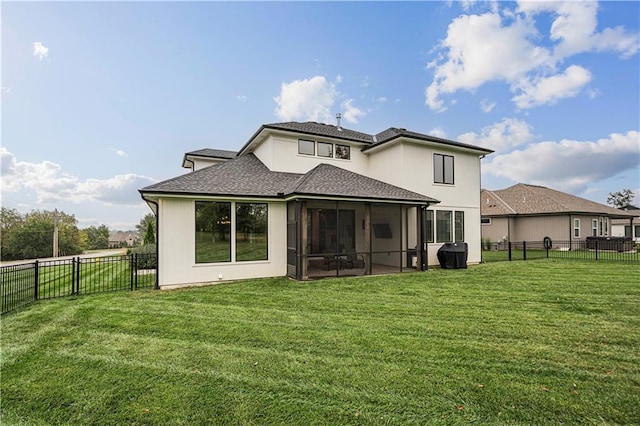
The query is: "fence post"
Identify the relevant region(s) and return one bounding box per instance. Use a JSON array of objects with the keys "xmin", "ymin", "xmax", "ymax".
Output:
[
  {"xmin": 595, "ymin": 240, "xmax": 598, "ymax": 261},
  {"xmin": 523, "ymin": 241, "xmax": 527, "ymax": 261},
  {"xmin": 34, "ymin": 260, "xmax": 39, "ymax": 301},
  {"xmin": 508, "ymin": 242, "xmax": 512, "ymax": 261},
  {"xmin": 76, "ymin": 257, "xmax": 81, "ymax": 294},
  {"xmin": 131, "ymin": 254, "xmax": 135, "ymax": 291},
  {"xmin": 72, "ymin": 258, "xmax": 76, "ymax": 295}
]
